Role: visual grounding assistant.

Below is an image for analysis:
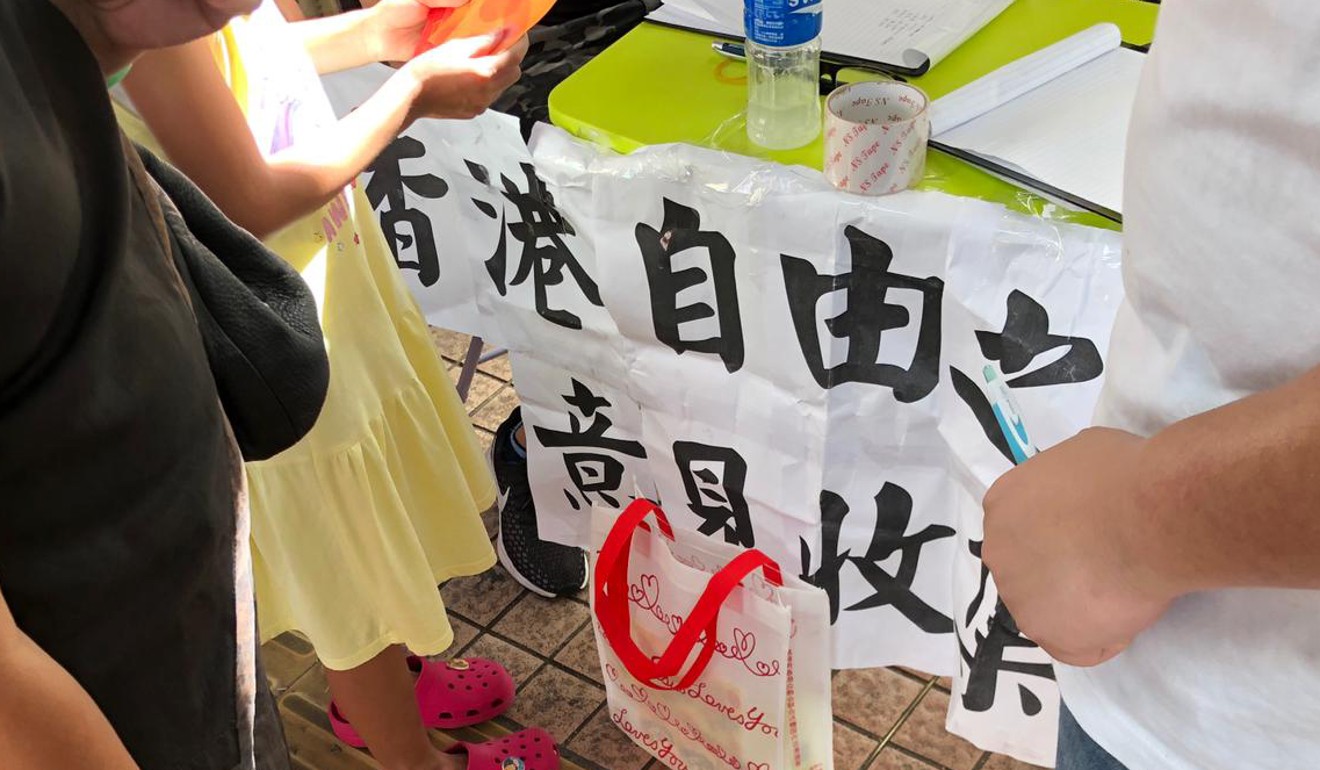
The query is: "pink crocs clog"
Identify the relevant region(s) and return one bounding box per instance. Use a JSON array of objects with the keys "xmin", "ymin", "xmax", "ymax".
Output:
[
  {"xmin": 444, "ymin": 728, "xmax": 561, "ymax": 770},
  {"xmin": 414, "ymin": 656, "xmax": 515, "ymax": 730},
  {"xmin": 327, "ymin": 656, "xmax": 515, "ymax": 749}
]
